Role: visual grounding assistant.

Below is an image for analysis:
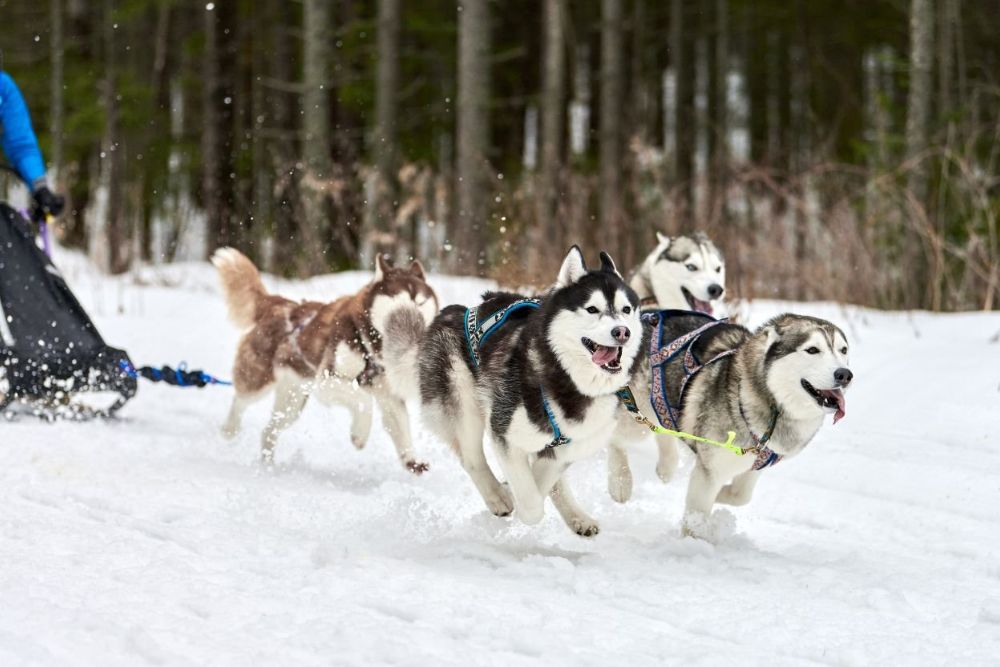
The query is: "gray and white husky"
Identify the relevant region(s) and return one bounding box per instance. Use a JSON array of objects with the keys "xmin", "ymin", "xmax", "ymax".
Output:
[
  {"xmin": 656, "ymin": 312, "xmax": 852, "ymax": 539},
  {"xmin": 629, "ymin": 231, "xmax": 725, "ymax": 314},
  {"xmin": 383, "ymin": 247, "xmax": 643, "ymax": 536},
  {"xmin": 607, "ymin": 231, "xmax": 728, "ymax": 502},
  {"xmin": 665, "ymin": 314, "xmax": 854, "ymax": 535}
]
